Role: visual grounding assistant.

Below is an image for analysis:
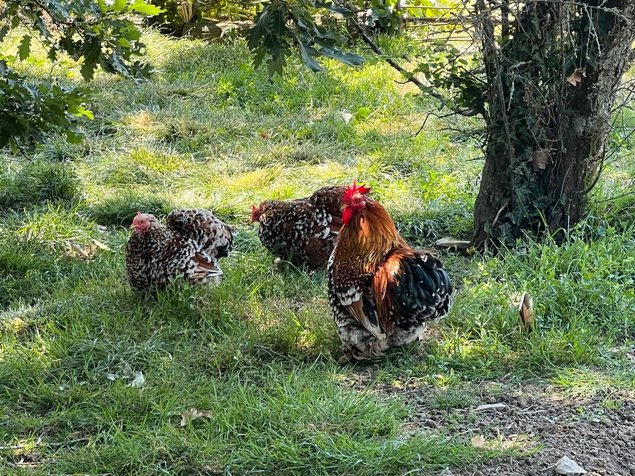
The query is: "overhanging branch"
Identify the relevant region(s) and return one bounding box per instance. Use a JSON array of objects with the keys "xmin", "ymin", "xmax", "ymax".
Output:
[{"xmin": 336, "ymin": 2, "xmax": 483, "ymax": 119}]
